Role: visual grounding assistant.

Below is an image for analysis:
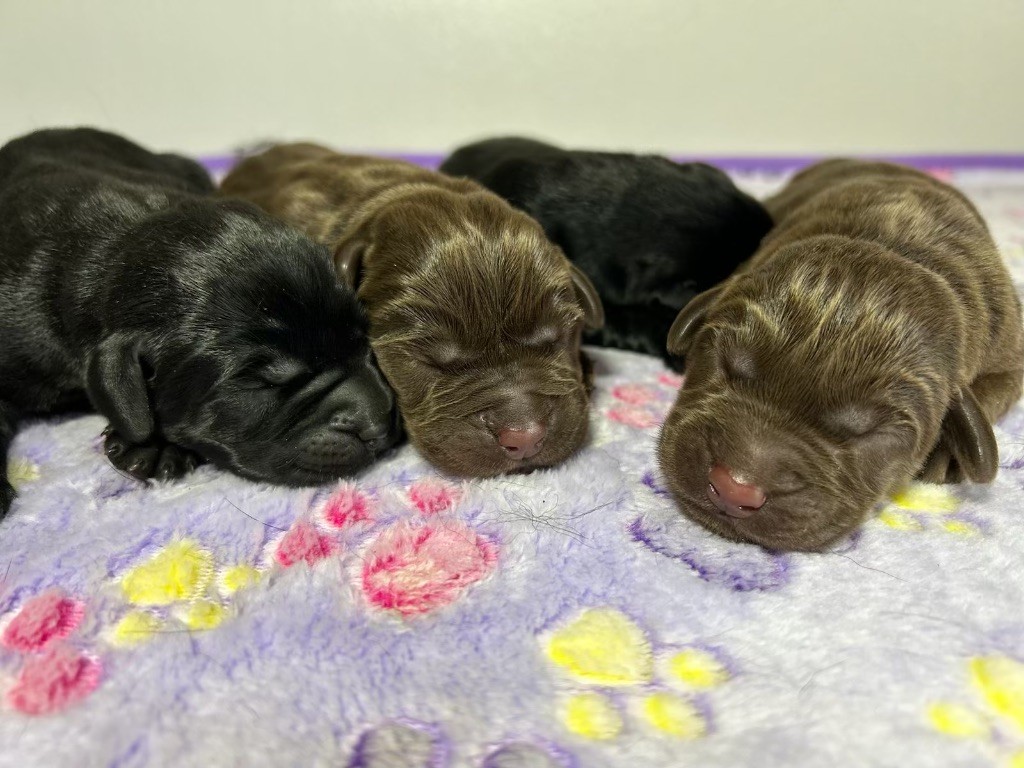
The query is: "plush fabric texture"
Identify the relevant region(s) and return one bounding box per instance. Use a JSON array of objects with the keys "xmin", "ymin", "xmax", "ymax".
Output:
[{"xmin": 2, "ymin": 165, "xmax": 1024, "ymax": 768}]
